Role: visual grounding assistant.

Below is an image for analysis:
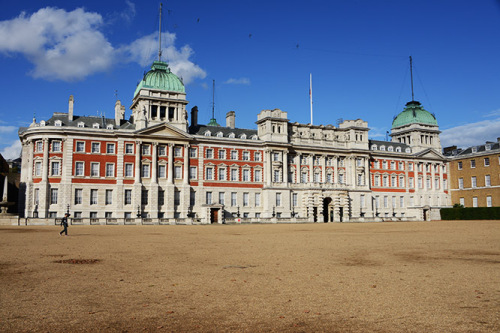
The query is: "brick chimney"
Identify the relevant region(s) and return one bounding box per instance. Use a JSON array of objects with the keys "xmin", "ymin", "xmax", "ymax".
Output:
[
  {"xmin": 190, "ymin": 106, "xmax": 198, "ymax": 127},
  {"xmin": 226, "ymin": 111, "xmax": 235, "ymax": 129}
]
